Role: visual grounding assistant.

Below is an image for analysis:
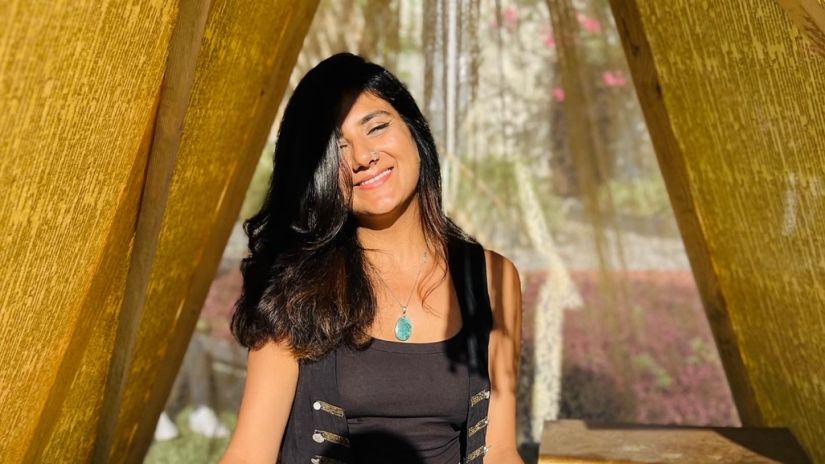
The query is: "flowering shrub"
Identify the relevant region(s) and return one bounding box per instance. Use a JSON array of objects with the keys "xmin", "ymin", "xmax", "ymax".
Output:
[{"xmin": 524, "ymin": 269, "xmax": 739, "ymax": 426}]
